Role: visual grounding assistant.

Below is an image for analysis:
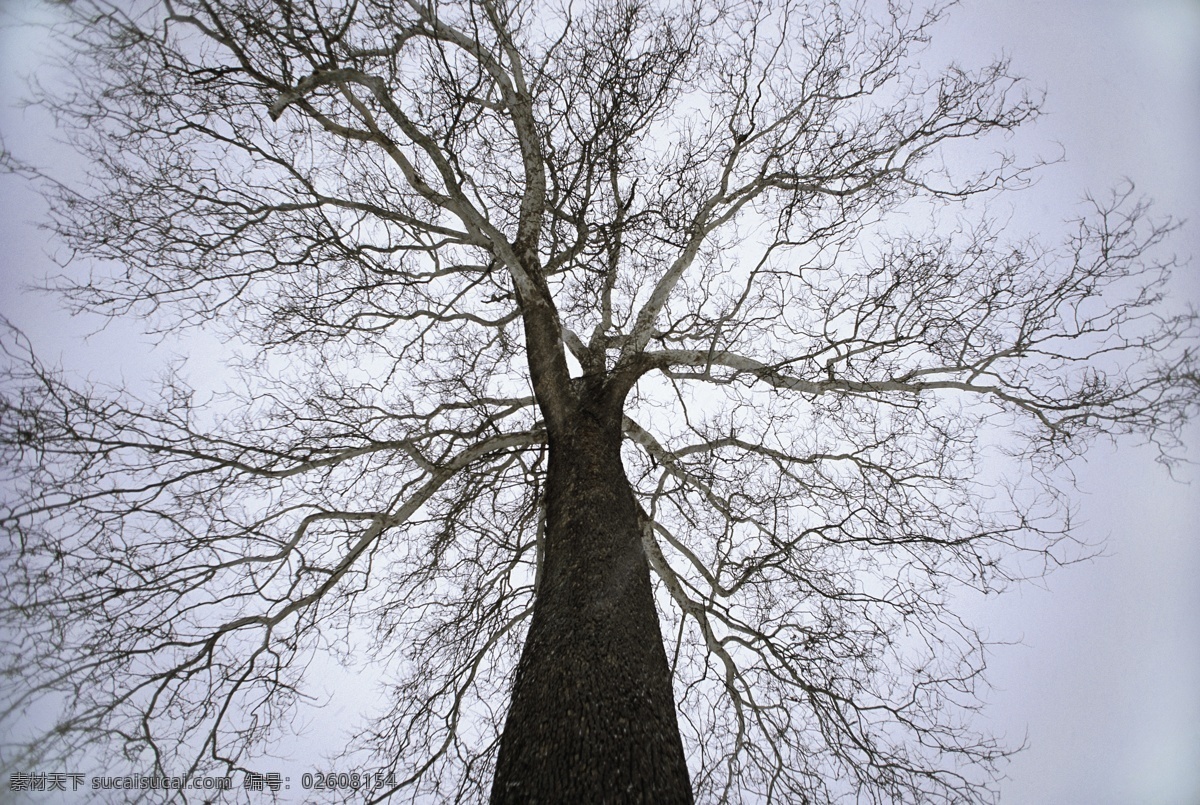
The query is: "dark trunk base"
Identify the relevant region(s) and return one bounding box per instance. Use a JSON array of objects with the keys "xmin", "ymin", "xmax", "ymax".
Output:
[{"xmin": 491, "ymin": 404, "xmax": 692, "ymax": 803}]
